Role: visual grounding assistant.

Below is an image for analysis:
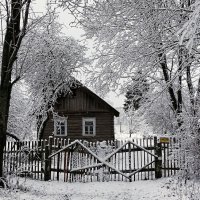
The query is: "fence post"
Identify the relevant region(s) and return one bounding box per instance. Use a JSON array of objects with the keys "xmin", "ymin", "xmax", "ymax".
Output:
[
  {"xmin": 44, "ymin": 137, "xmax": 53, "ymax": 181},
  {"xmin": 57, "ymin": 142, "xmax": 61, "ymax": 181},
  {"xmin": 44, "ymin": 145, "xmax": 50, "ymax": 181},
  {"xmin": 128, "ymin": 142, "xmax": 132, "ymax": 182},
  {"xmin": 154, "ymin": 136, "xmax": 162, "ymax": 179}
]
